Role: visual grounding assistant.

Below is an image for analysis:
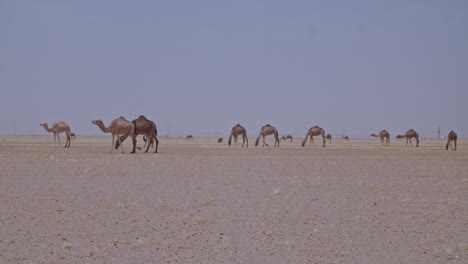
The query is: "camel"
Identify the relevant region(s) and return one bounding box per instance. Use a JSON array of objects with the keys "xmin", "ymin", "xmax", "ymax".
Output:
[
  {"xmin": 186, "ymin": 135, "xmax": 193, "ymax": 141},
  {"xmin": 91, "ymin": 117, "xmax": 136, "ymax": 153},
  {"xmin": 40, "ymin": 121, "xmax": 71, "ymax": 148},
  {"xmin": 281, "ymin": 136, "xmax": 286, "ymax": 141},
  {"xmin": 343, "ymin": 136, "xmax": 349, "ymax": 142},
  {"xmin": 446, "ymin": 130, "xmax": 457, "ymax": 151},
  {"xmin": 301, "ymin": 125, "xmax": 326, "ymax": 147},
  {"xmin": 70, "ymin": 133, "xmax": 76, "ymax": 140},
  {"xmin": 286, "ymin": 135, "xmax": 293, "ymax": 142},
  {"xmin": 228, "ymin": 124, "xmax": 248, "ymax": 148},
  {"xmin": 115, "ymin": 115, "xmax": 159, "ymax": 153},
  {"xmin": 371, "ymin": 130, "xmax": 390, "ymax": 146},
  {"xmin": 326, "ymin": 134, "xmax": 332, "ymax": 144},
  {"xmin": 255, "ymin": 124, "xmax": 279, "ymax": 147},
  {"xmin": 396, "ymin": 129, "xmax": 419, "ymax": 147},
  {"xmin": 218, "ymin": 137, "xmax": 223, "ymax": 143}
]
